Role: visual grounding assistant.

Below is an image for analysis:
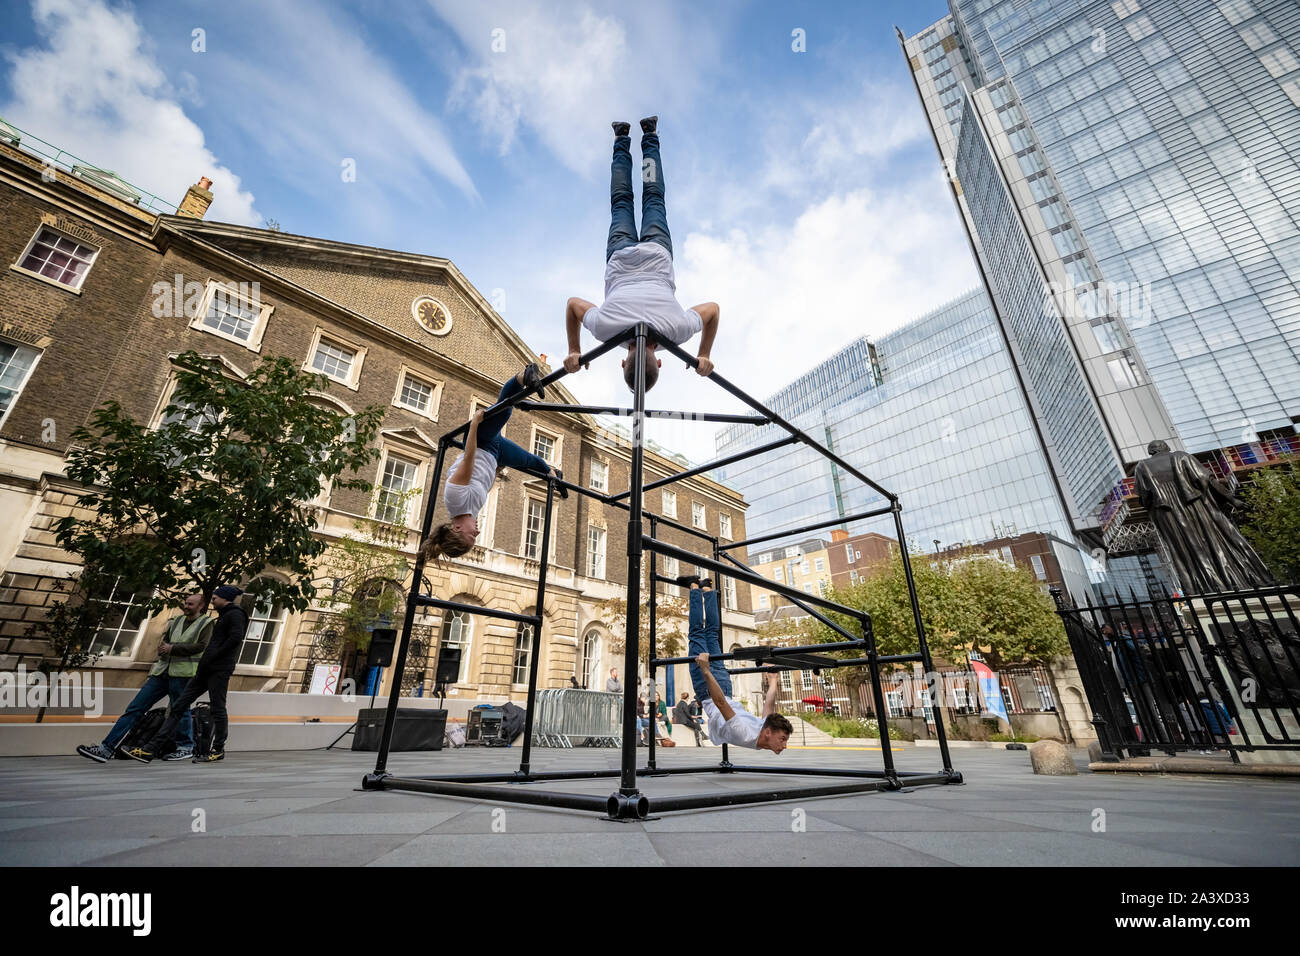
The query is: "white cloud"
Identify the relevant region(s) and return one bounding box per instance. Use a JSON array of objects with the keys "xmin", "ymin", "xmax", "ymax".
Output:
[
  {"xmin": 1, "ymin": 0, "xmax": 260, "ymax": 224},
  {"xmin": 429, "ymin": 0, "xmax": 714, "ymax": 177},
  {"xmin": 556, "ymin": 175, "xmax": 983, "ymax": 465},
  {"xmin": 205, "ymin": 0, "xmax": 478, "ymax": 210}
]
